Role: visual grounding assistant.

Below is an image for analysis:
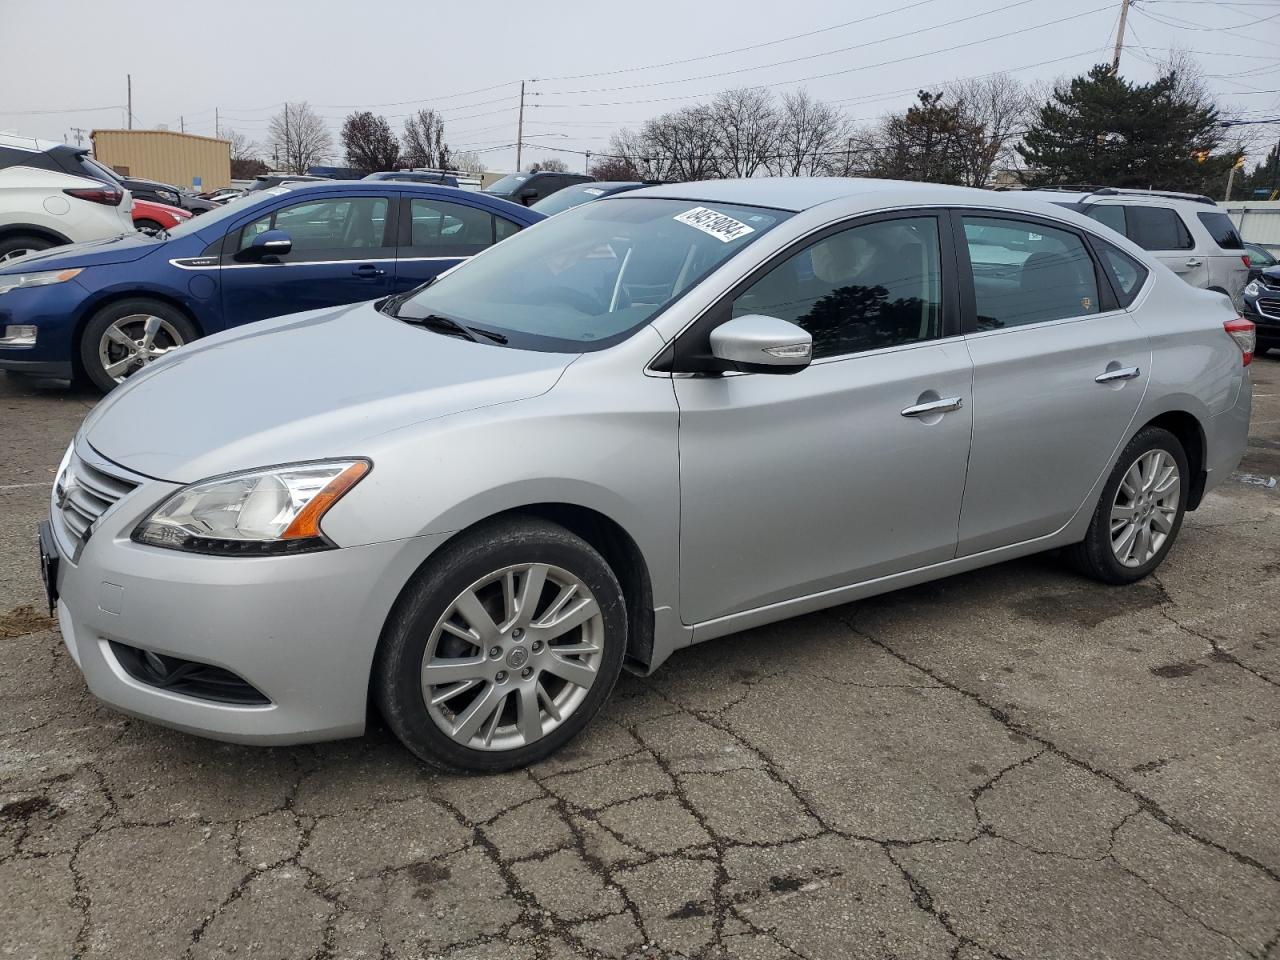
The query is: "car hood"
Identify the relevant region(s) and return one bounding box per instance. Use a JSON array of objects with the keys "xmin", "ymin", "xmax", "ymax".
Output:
[
  {"xmin": 82, "ymin": 300, "xmax": 576, "ymax": 483},
  {"xmin": 0, "ymin": 232, "xmax": 159, "ymax": 272}
]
